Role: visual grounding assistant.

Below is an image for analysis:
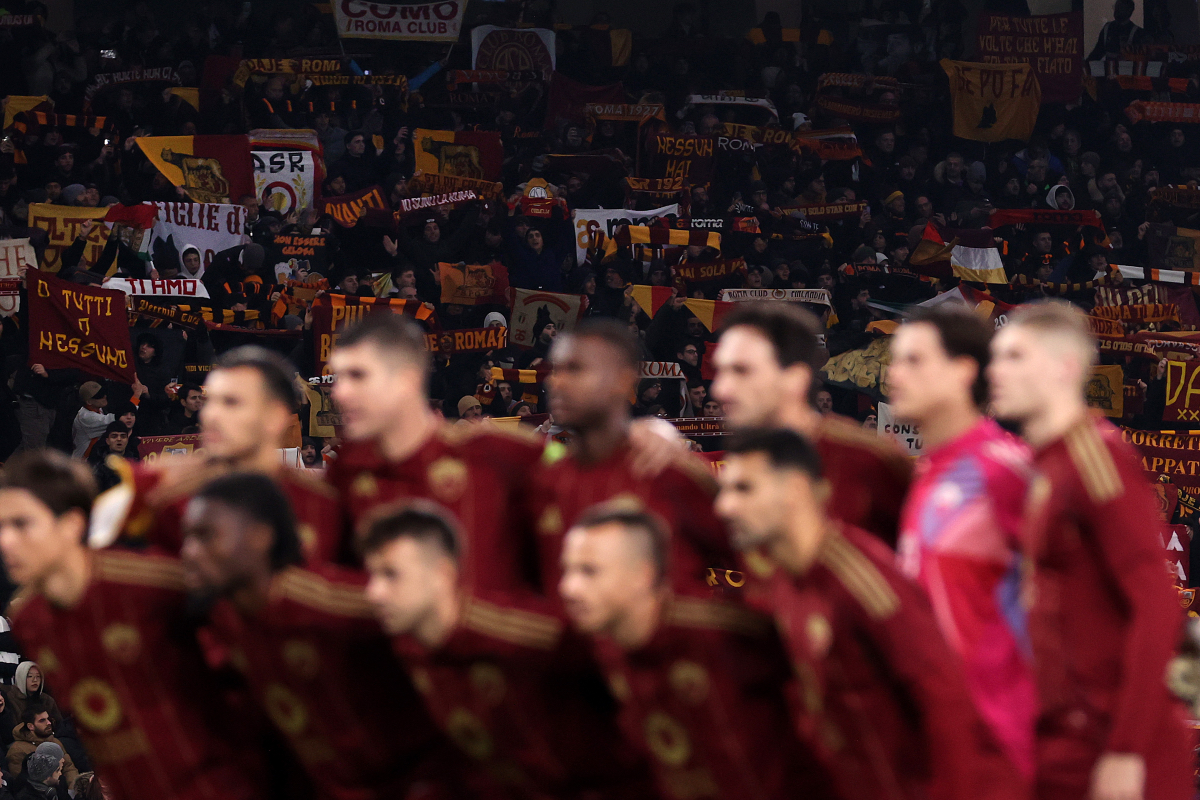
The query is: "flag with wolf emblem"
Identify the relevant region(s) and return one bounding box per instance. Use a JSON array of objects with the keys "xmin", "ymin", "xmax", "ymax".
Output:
[{"xmin": 413, "ymin": 129, "xmax": 504, "ymax": 182}]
